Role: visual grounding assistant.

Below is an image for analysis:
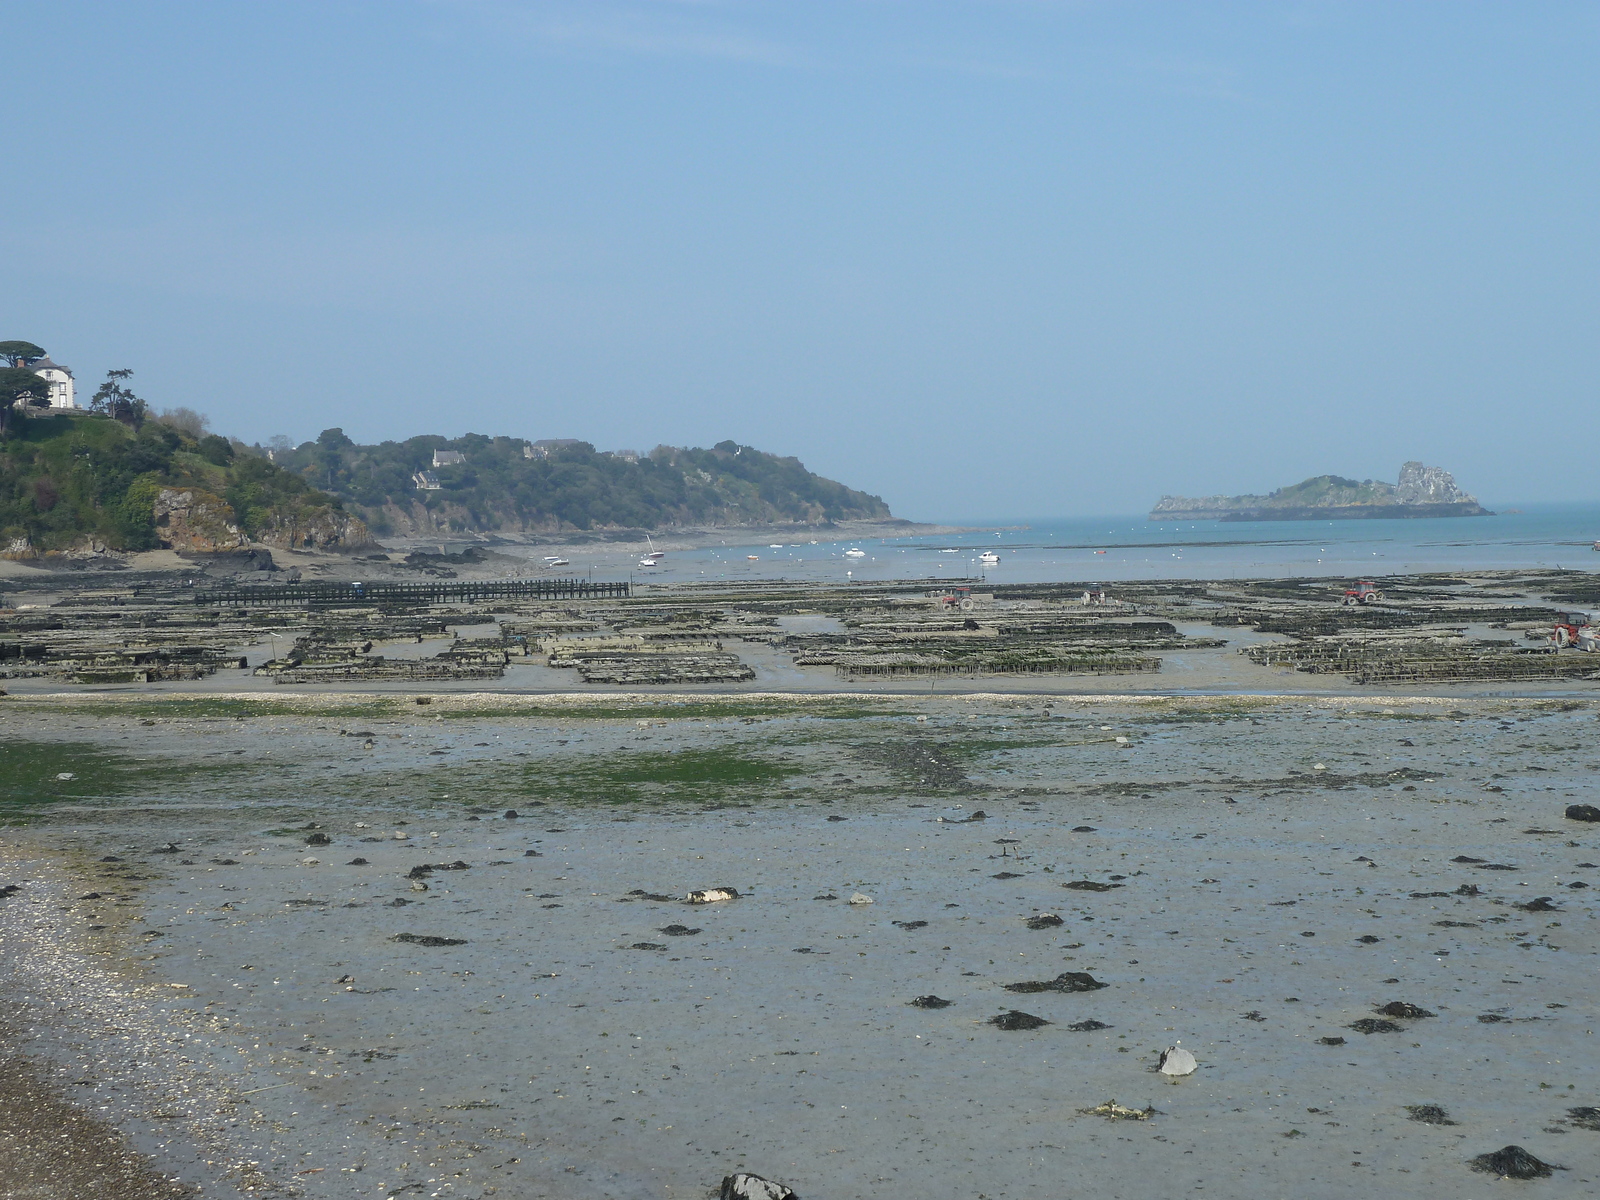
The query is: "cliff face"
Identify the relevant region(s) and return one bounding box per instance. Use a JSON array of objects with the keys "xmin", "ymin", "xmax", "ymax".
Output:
[
  {"xmin": 153, "ymin": 488, "xmax": 248, "ymax": 553},
  {"xmin": 1151, "ymin": 463, "xmax": 1491, "ymax": 521},
  {"xmin": 1395, "ymin": 461, "xmax": 1477, "ymax": 505}
]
